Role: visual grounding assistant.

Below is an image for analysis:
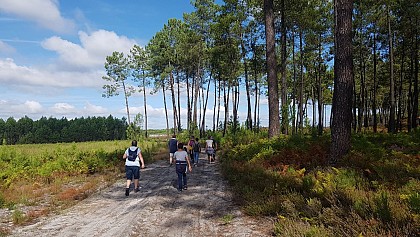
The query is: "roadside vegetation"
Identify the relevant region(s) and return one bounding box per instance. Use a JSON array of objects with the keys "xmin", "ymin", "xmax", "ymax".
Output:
[
  {"xmin": 0, "ymin": 127, "xmax": 419, "ymax": 236},
  {"xmin": 220, "ymin": 129, "xmax": 420, "ymax": 237},
  {"xmin": 0, "ymin": 139, "xmax": 166, "ymax": 235}
]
